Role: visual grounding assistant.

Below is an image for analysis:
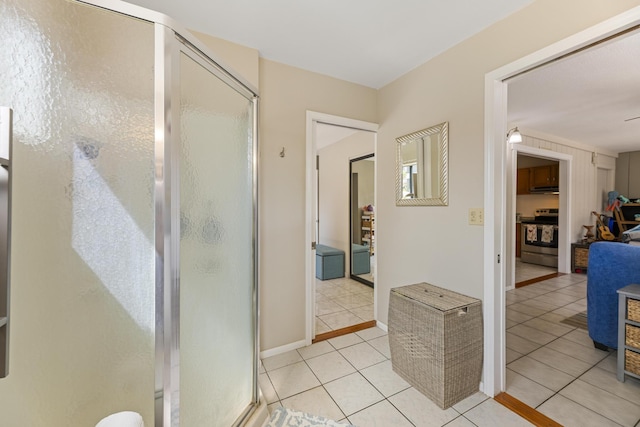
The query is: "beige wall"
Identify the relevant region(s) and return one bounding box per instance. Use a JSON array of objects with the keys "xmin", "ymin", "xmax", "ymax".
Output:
[
  {"xmin": 375, "ymin": 0, "xmax": 640, "ymax": 325},
  {"xmin": 191, "ymin": 30, "xmax": 260, "ymax": 90},
  {"xmin": 259, "ymin": 59, "xmax": 377, "ymax": 350},
  {"xmin": 352, "ymin": 158, "xmax": 375, "ymax": 210}
]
